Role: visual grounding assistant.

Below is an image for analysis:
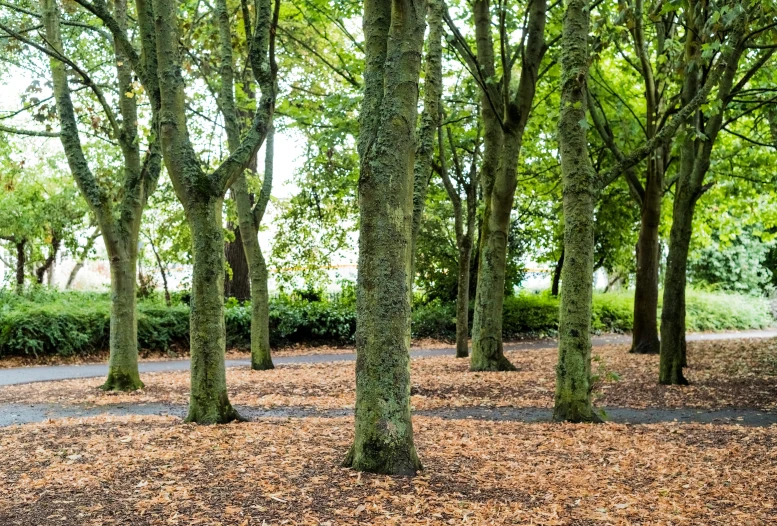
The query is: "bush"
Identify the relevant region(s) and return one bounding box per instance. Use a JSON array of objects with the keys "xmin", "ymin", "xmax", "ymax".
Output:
[{"xmin": 0, "ymin": 288, "xmax": 772, "ymax": 358}]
